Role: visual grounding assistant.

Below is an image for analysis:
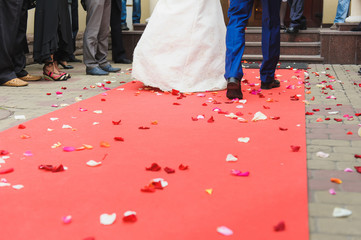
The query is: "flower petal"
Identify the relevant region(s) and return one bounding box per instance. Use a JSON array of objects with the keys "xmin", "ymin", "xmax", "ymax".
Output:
[
  {"xmin": 100, "ymin": 213, "xmax": 116, "ymax": 225},
  {"xmin": 86, "ymin": 160, "xmax": 102, "ymax": 167},
  {"xmin": 217, "ymin": 226, "xmax": 233, "ymax": 236}
]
